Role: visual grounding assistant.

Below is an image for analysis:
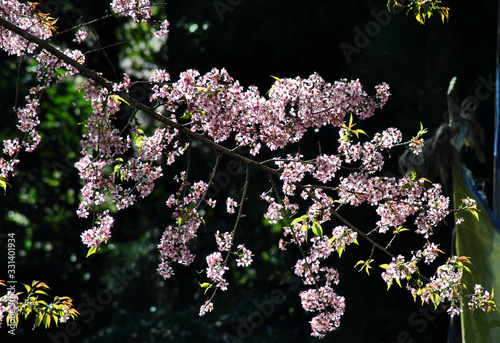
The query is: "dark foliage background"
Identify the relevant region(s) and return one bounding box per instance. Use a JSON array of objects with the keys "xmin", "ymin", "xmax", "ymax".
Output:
[{"xmin": 0, "ymin": 0, "xmax": 497, "ymax": 342}]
